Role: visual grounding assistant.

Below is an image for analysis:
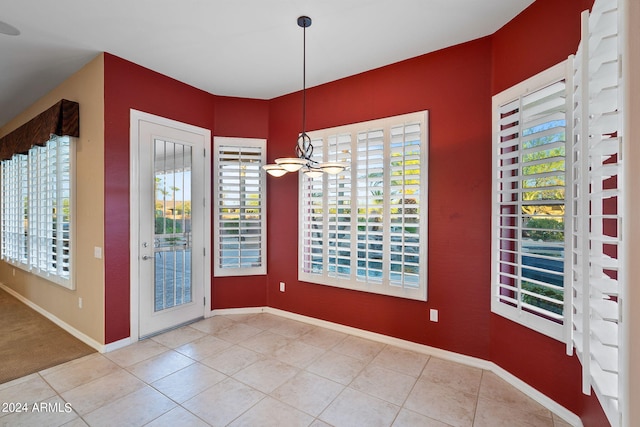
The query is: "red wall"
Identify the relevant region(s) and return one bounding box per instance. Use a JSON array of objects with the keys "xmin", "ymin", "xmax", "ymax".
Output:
[
  {"xmin": 211, "ymin": 95, "xmax": 270, "ymax": 309},
  {"xmin": 492, "ymin": 0, "xmax": 594, "ymax": 95},
  {"xmin": 214, "ymin": 95, "xmax": 269, "ymax": 139},
  {"xmin": 267, "ymin": 37, "xmax": 494, "ymax": 359},
  {"xmin": 103, "ymin": 55, "xmax": 269, "ymax": 342}
]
